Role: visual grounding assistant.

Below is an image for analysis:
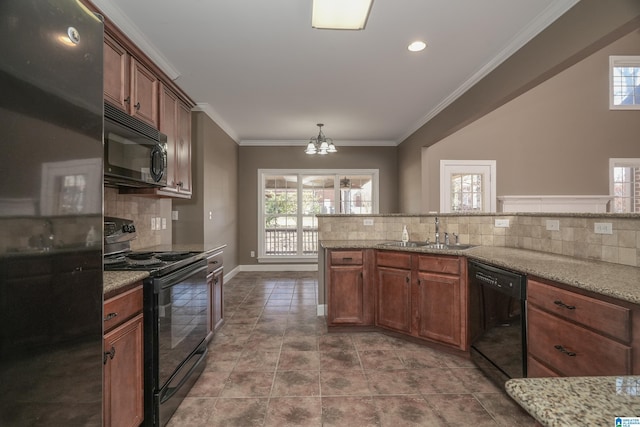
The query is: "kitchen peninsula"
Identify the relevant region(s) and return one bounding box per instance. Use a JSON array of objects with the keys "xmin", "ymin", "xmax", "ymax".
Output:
[{"xmin": 318, "ymin": 212, "xmax": 640, "ymax": 426}]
